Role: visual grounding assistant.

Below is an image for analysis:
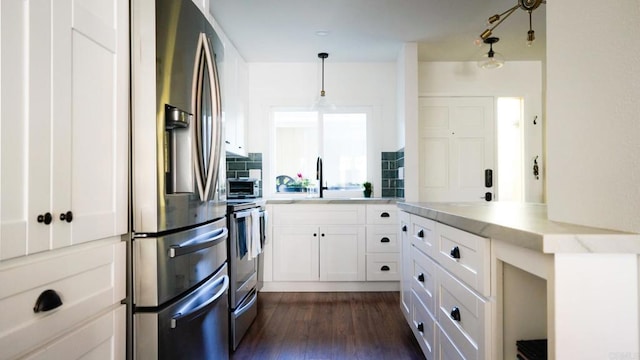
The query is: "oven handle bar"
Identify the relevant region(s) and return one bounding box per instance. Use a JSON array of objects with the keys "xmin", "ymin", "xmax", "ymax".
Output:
[
  {"xmin": 233, "ymin": 209, "xmax": 266, "ymax": 219},
  {"xmin": 169, "ymin": 227, "xmax": 228, "ymax": 258},
  {"xmin": 170, "ymin": 274, "xmax": 229, "ymax": 329}
]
